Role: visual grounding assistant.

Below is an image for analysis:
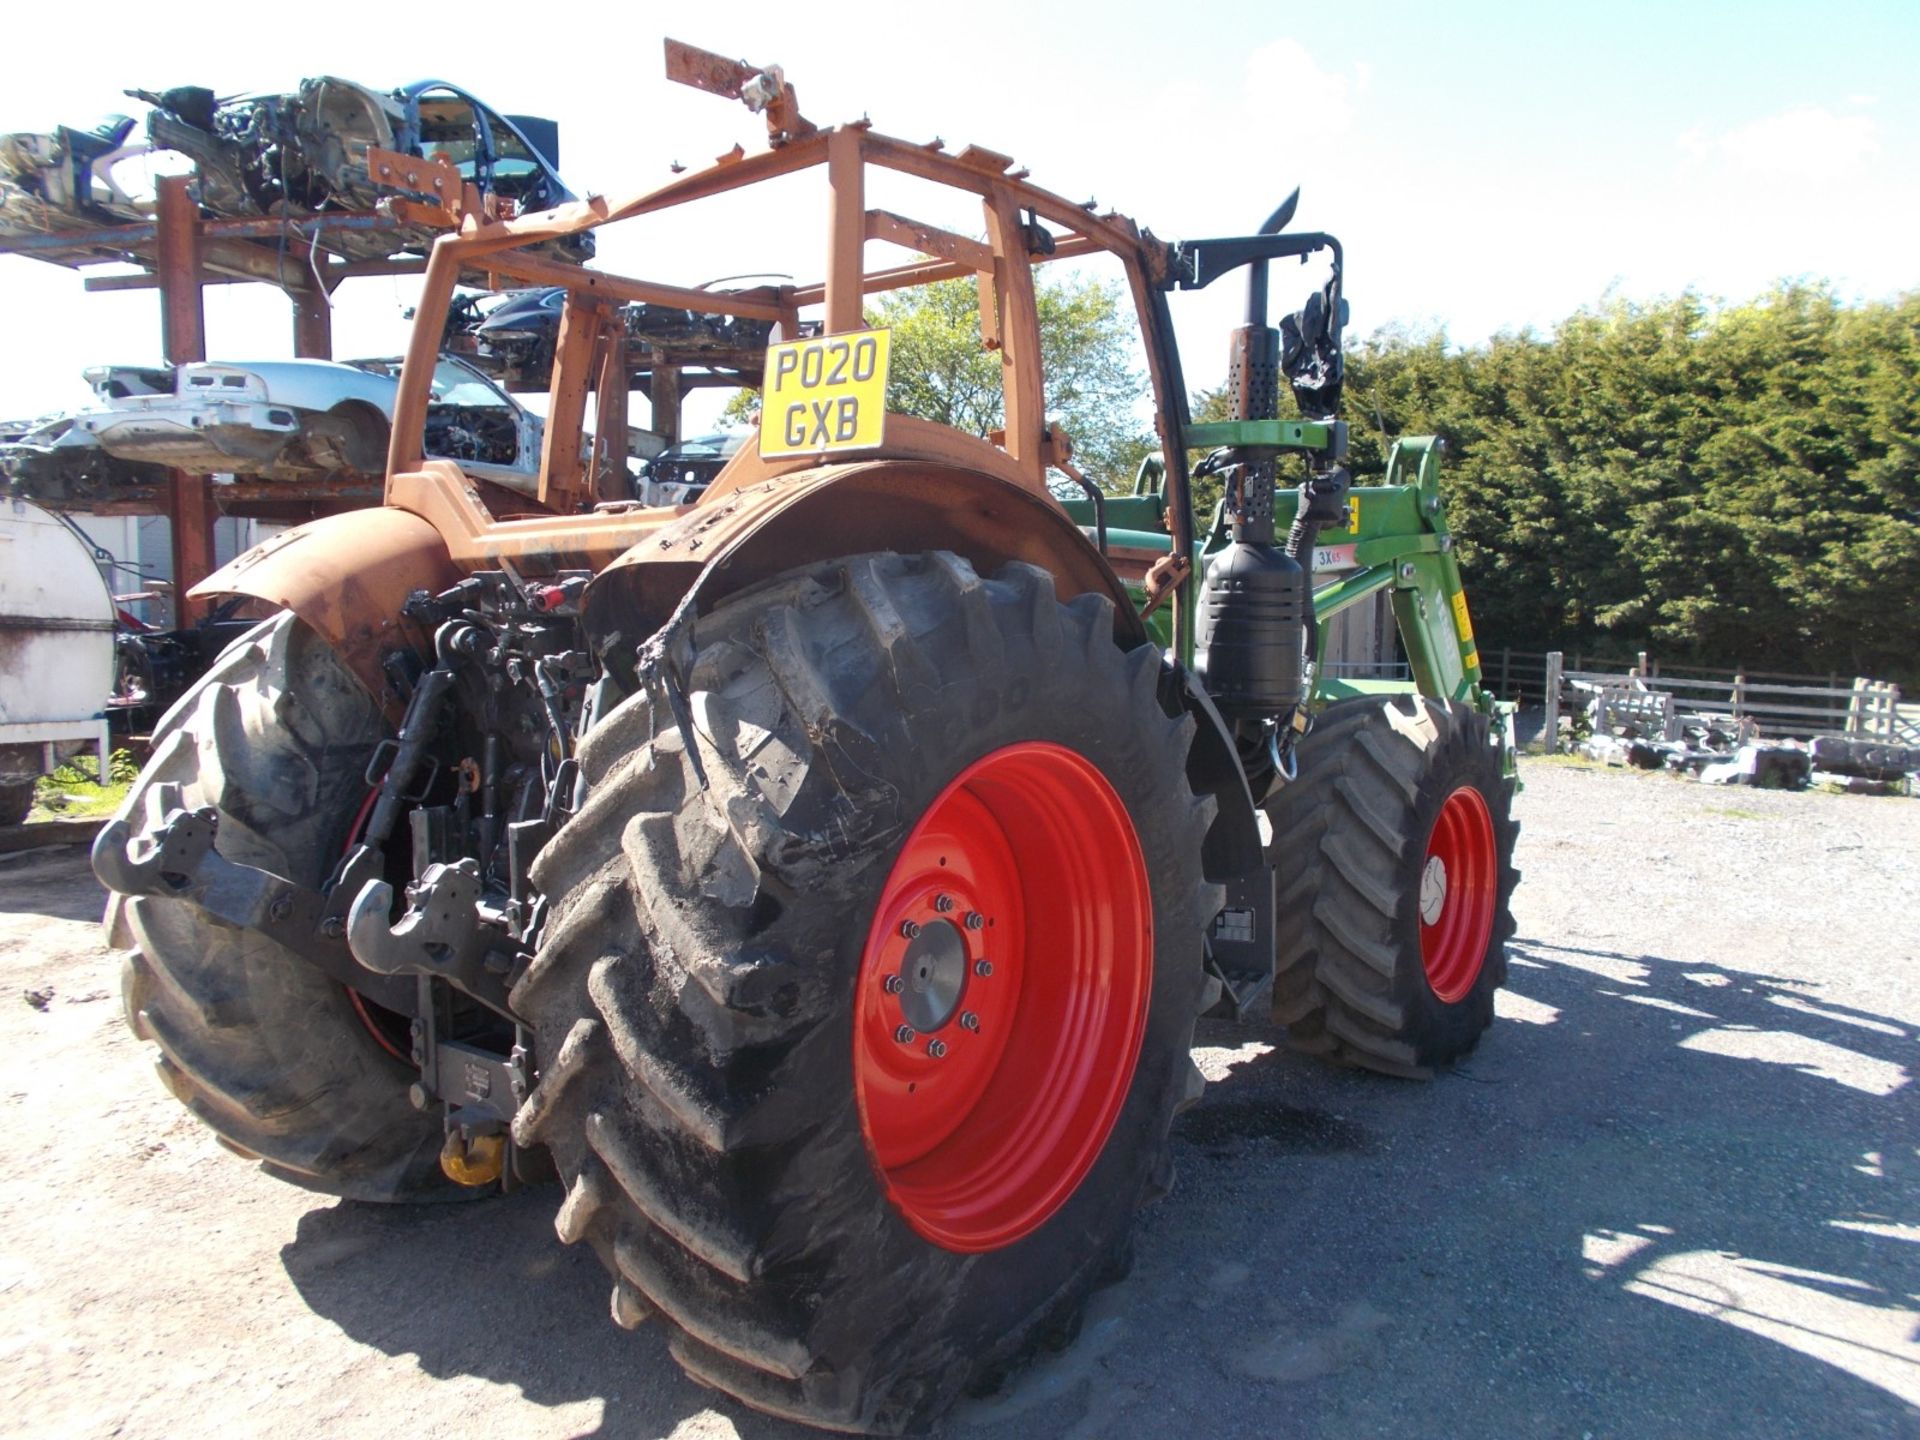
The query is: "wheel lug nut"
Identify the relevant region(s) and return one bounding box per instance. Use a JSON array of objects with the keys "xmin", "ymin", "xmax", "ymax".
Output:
[
  {"xmin": 974, "ymin": 960, "xmax": 993, "ymax": 978},
  {"xmin": 964, "ymin": 911, "xmax": 984, "ymax": 930},
  {"xmin": 883, "ymin": 974, "xmax": 904, "ymax": 994},
  {"xmin": 894, "ymin": 1025, "xmax": 916, "ymax": 1045},
  {"xmin": 900, "ymin": 920, "xmax": 921, "ymax": 939},
  {"xmin": 960, "ymin": 1012, "xmax": 980, "ymax": 1032},
  {"xmin": 927, "ymin": 1039, "xmax": 948, "ymax": 1058},
  {"xmin": 934, "ymin": 894, "xmax": 954, "ymax": 913}
]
